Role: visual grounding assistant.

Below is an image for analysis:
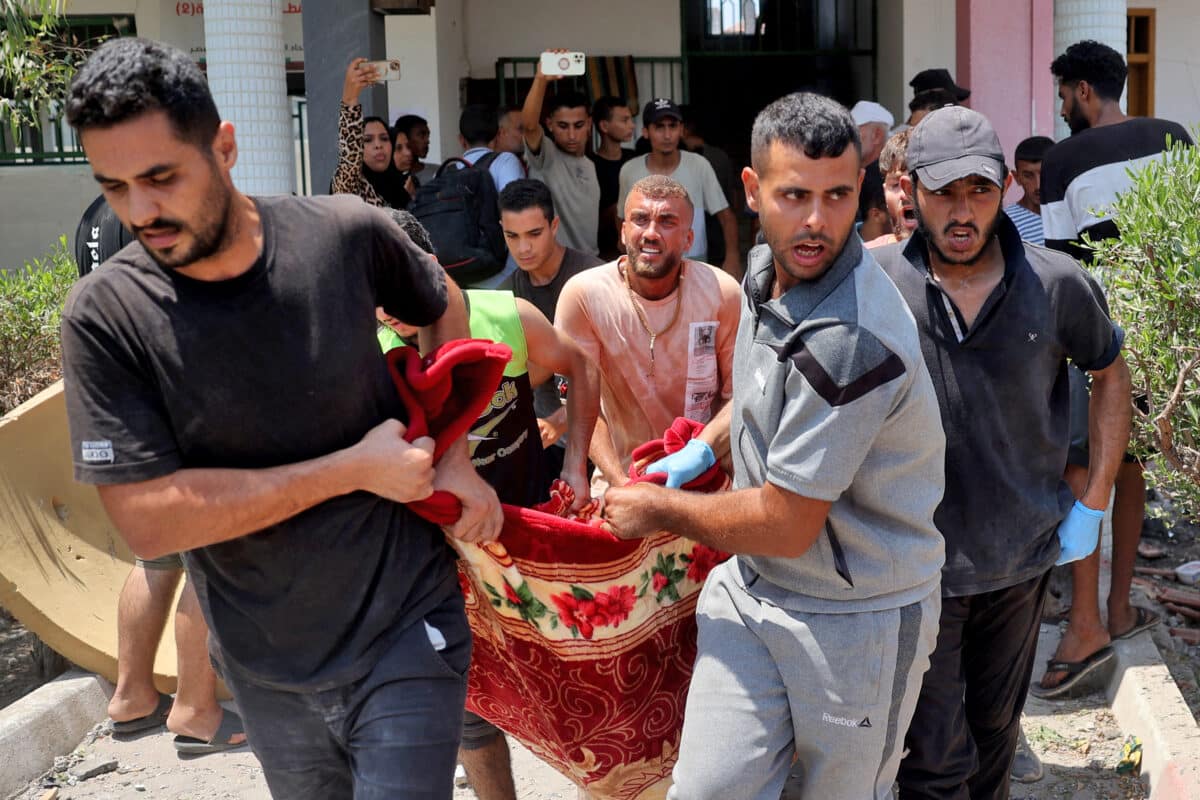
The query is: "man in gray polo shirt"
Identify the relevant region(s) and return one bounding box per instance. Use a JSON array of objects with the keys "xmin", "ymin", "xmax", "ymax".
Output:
[
  {"xmin": 603, "ymin": 92, "xmax": 946, "ymax": 800},
  {"xmin": 874, "ymin": 106, "xmax": 1130, "ymax": 800}
]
